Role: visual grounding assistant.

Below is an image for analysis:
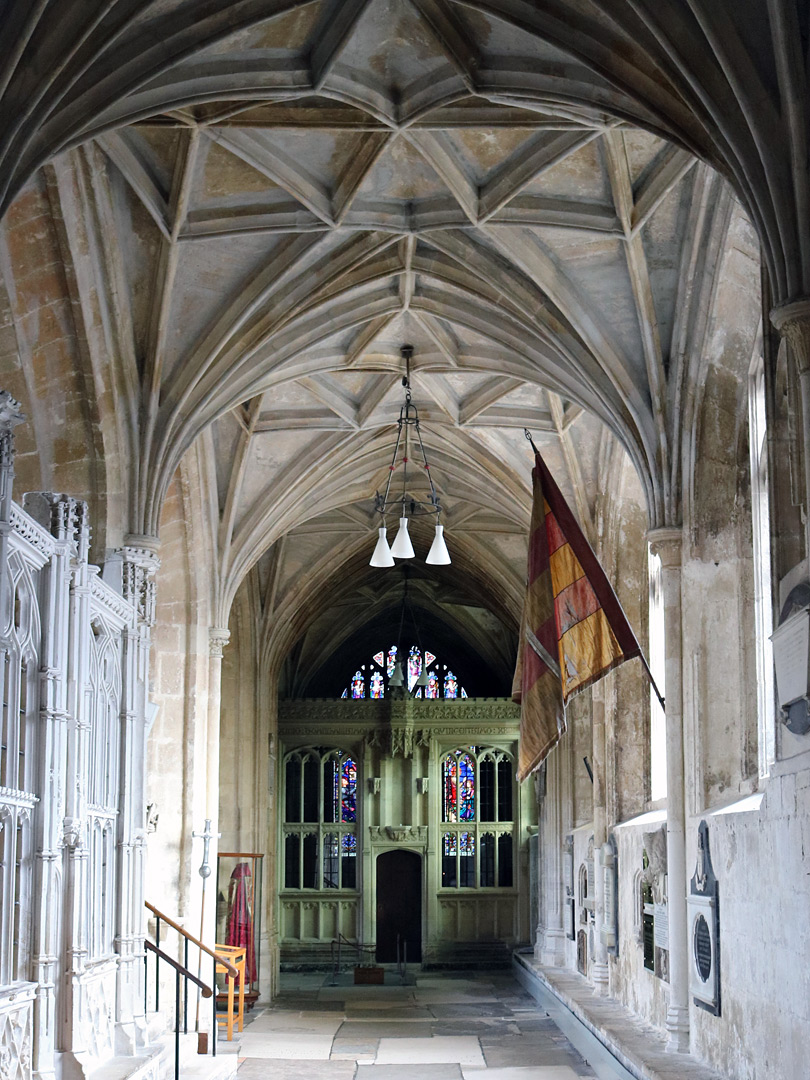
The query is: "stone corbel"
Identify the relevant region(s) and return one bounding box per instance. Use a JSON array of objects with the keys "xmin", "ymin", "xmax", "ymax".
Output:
[
  {"xmin": 62, "ymin": 818, "xmax": 83, "ymax": 851},
  {"xmin": 209, "ymin": 627, "xmax": 230, "ymax": 657},
  {"xmin": 121, "ymin": 536, "xmax": 161, "ymax": 625}
]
